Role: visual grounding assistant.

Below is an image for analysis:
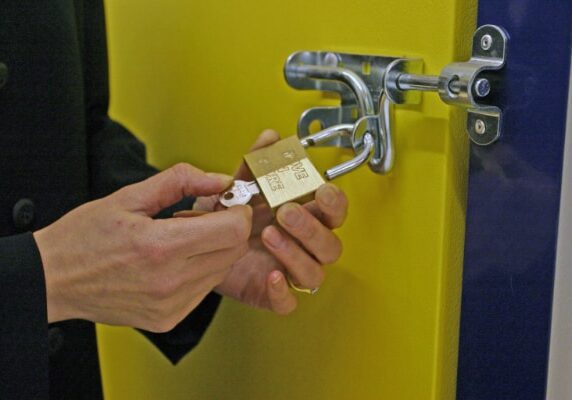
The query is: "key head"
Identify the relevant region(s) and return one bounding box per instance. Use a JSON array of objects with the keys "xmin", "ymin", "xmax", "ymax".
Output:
[{"xmin": 219, "ymin": 180, "xmax": 254, "ymax": 207}]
